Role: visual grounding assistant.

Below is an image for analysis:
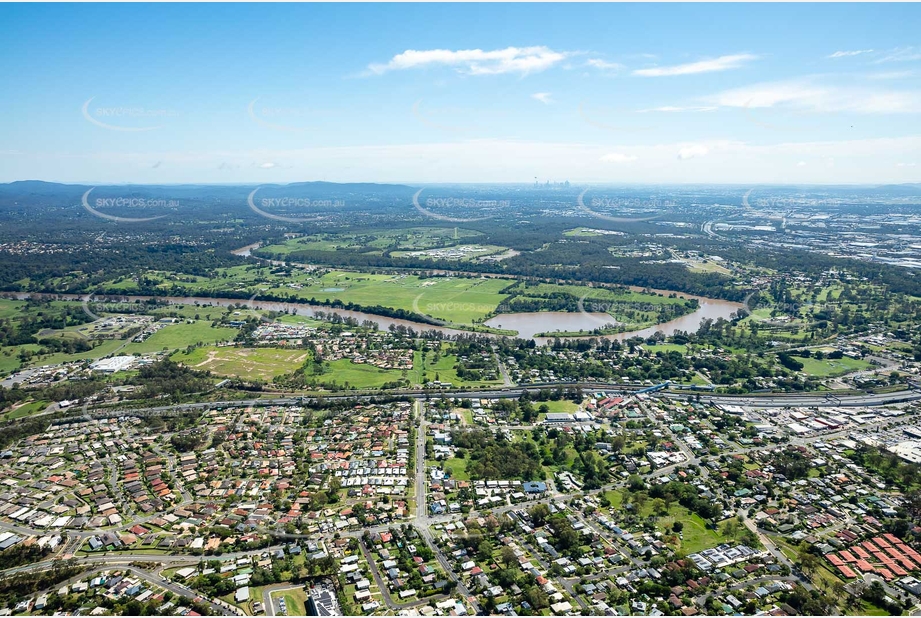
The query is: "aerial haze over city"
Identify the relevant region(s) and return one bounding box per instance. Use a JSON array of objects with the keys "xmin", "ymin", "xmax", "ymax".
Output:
[{"xmin": 1, "ymin": 2, "xmax": 921, "ymax": 617}]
